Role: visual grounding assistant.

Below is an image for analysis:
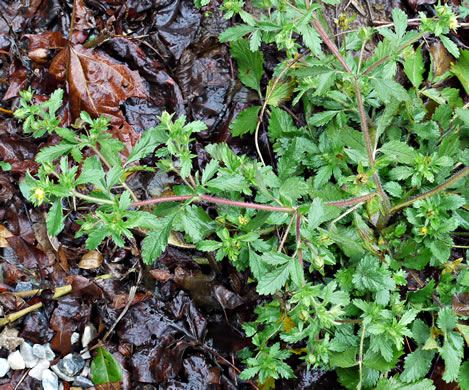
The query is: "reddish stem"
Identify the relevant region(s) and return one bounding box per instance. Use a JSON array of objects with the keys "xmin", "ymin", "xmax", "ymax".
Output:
[{"xmin": 130, "ymin": 192, "xmax": 376, "ymax": 211}]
